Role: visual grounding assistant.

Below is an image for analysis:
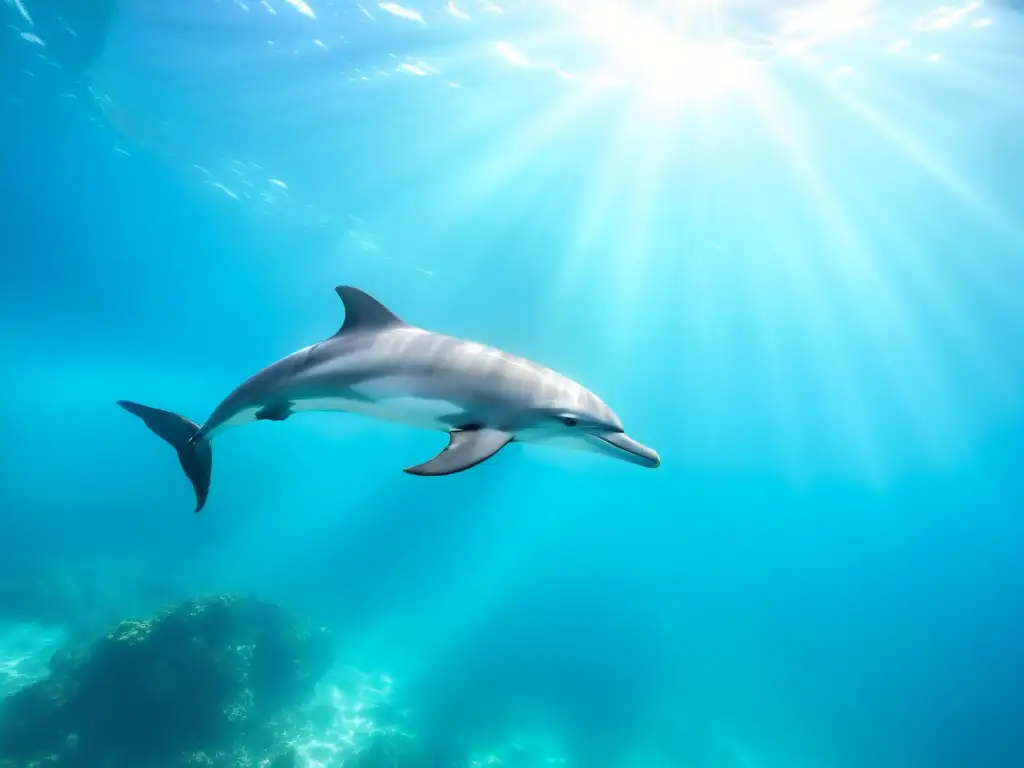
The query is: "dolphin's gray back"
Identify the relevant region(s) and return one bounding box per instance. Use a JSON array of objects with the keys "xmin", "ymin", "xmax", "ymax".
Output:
[
  {"xmin": 201, "ymin": 324, "xmax": 613, "ymax": 435},
  {"xmin": 297, "ymin": 326, "xmax": 605, "ymax": 421}
]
